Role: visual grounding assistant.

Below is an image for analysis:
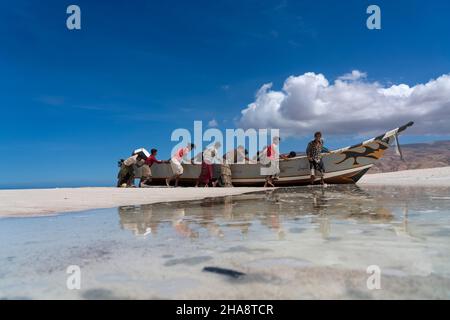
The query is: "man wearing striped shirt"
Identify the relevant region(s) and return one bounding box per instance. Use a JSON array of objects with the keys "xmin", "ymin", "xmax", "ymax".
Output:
[{"xmin": 306, "ymin": 131, "xmax": 328, "ymax": 185}]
